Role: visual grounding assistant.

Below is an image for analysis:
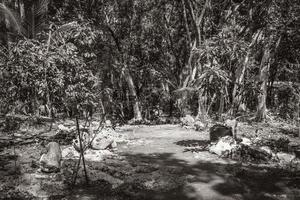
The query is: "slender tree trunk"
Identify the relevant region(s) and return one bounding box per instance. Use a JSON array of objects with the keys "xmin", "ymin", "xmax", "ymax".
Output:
[
  {"xmin": 196, "ymin": 89, "xmax": 208, "ymax": 121},
  {"xmin": 298, "ymin": 96, "xmax": 300, "ymax": 137},
  {"xmin": 24, "ymin": 0, "xmax": 35, "ymax": 38},
  {"xmin": 181, "ymin": 0, "xmax": 192, "ymax": 48},
  {"xmin": 230, "ymin": 51, "xmax": 250, "ymax": 115},
  {"xmin": 123, "ymin": 68, "xmax": 142, "ymax": 121},
  {"xmin": 218, "ymin": 92, "xmax": 224, "ymax": 120},
  {"xmin": 186, "ymin": 0, "xmax": 209, "ymax": 46},
  {"xmin": 0, "ymin": 13, "xmax": 8, "ymax": 48},
  {"xmin": 230, "ymin": 31, "xmax": 262, "ymax": 115},
  {"xmin": 17, "ymin": 0, "xmax": 24, "ymax": 21},
  {"xmin": 256, "ymin": 47, "xmax": 271, "ymax": 121}
]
